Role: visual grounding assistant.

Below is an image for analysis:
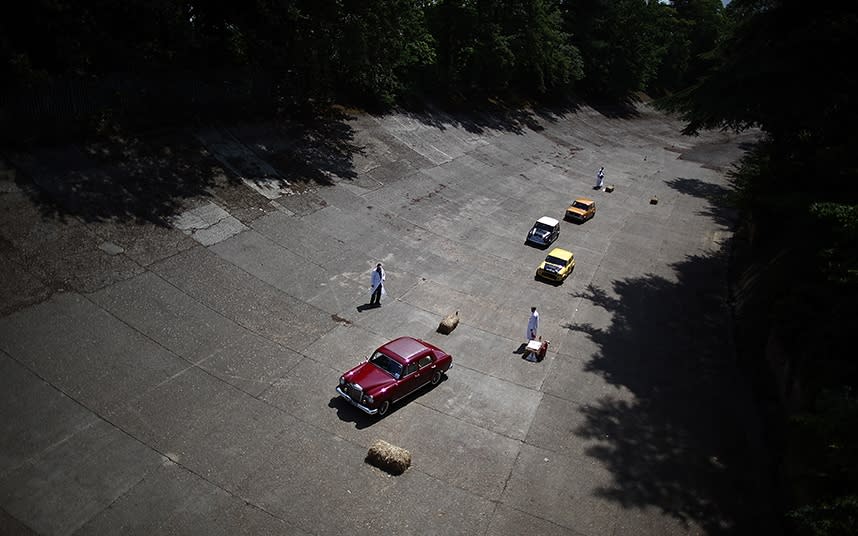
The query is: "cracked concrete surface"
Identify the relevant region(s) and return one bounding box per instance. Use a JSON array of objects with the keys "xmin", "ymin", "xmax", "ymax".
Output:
[{"xmin": 0, "ymin": 104, "xmax": 771, "ymax": 535}]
